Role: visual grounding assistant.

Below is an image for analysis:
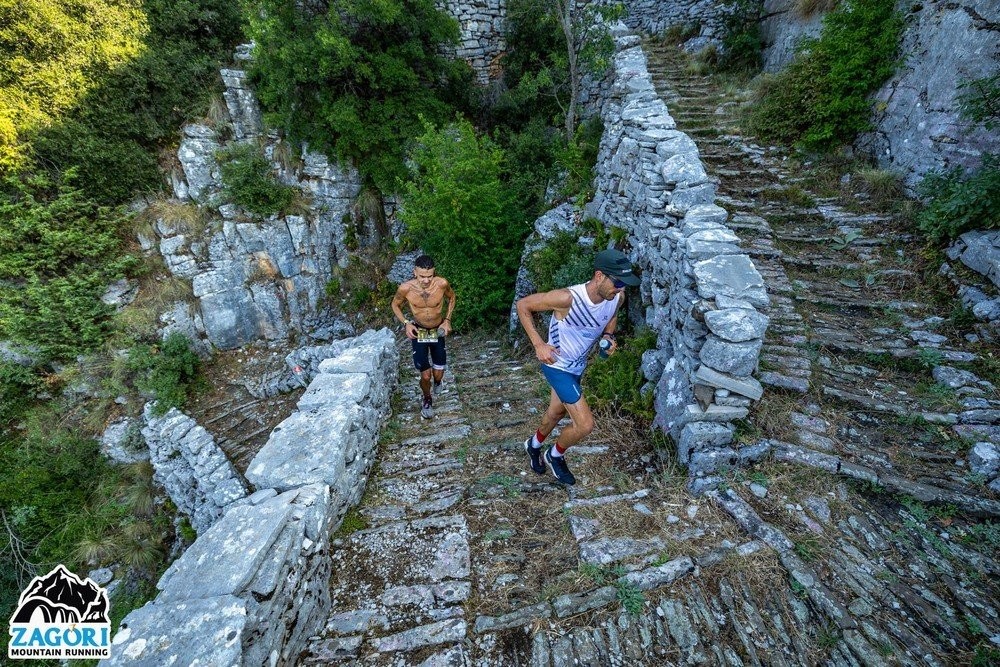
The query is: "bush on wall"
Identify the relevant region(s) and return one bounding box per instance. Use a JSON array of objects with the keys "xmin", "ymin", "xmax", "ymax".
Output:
[{"xmin": 746, "ymin": 0, "xmax": 902, "ymax": 151}]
